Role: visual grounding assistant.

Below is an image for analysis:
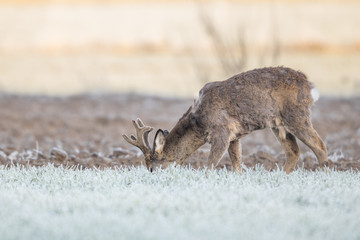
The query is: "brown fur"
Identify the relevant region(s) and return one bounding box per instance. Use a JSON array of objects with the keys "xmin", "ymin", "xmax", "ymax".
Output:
[{"xmin": 123, "ymin": 66, "xmax": 328, "ymax": 174}]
